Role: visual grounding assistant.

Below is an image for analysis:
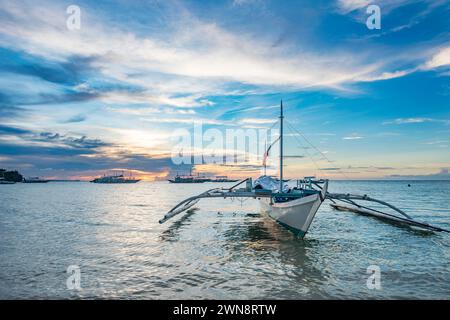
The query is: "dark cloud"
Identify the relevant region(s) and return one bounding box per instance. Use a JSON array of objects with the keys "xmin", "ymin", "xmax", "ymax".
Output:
[
  {"xmin": 0, "ymin": 48, "xmax": 150, "ymax": 123},
  {"xmin": 26, "ymin": 91, "xmax": 101, "ymax": 106},
  {"xmin": 0, "ymin": 104, "xmax": 28, "ymax": 118},
  {"xmin": 0, "ymin": 143, "xmax": 98, "ymax": 157},
  {"xmin": 0, "ymin": 124, "xmax": 32, "ymax": 135},
  {"xmin": 0, "ymin": 48, "xmax": 105, "ymax": 112},
  {"xmin": 39, "ymin": 132, "xmax": 61, "ymax": 140},
  {"xmin": 0, "ymin": 92, "xmax": 29, "ymax": 118},
  {"xmin": 65, "ymin": 136, "xmax": 108, "ymax": 149},
  {"xmin": 63, "ymin": 114, "xmax": 87, "ymax": 123},
  {"xmin": 0, "ymin": 126, "xmax": 110, "ymax": 156},
  {"xmin": 0, "ymin": 142, "xmax": 178, "ymax": 179},
  {"xmin": 347, "ymin": 166, "xmax": 395, "ymax": 170},
  {"xmin": 0, "ymin": 85, "xmax": 100, "ymax": 114},
  {"xmin": 37, "ymin": 132, "xmax": 110, "ymax": 149},
  {"xmin": 0, "ymin": 48, "xmax": 97, "ymax": 86},
  {"xmin": 0, "ymin": 125, "xmax": 180, "ymax": 178}
]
